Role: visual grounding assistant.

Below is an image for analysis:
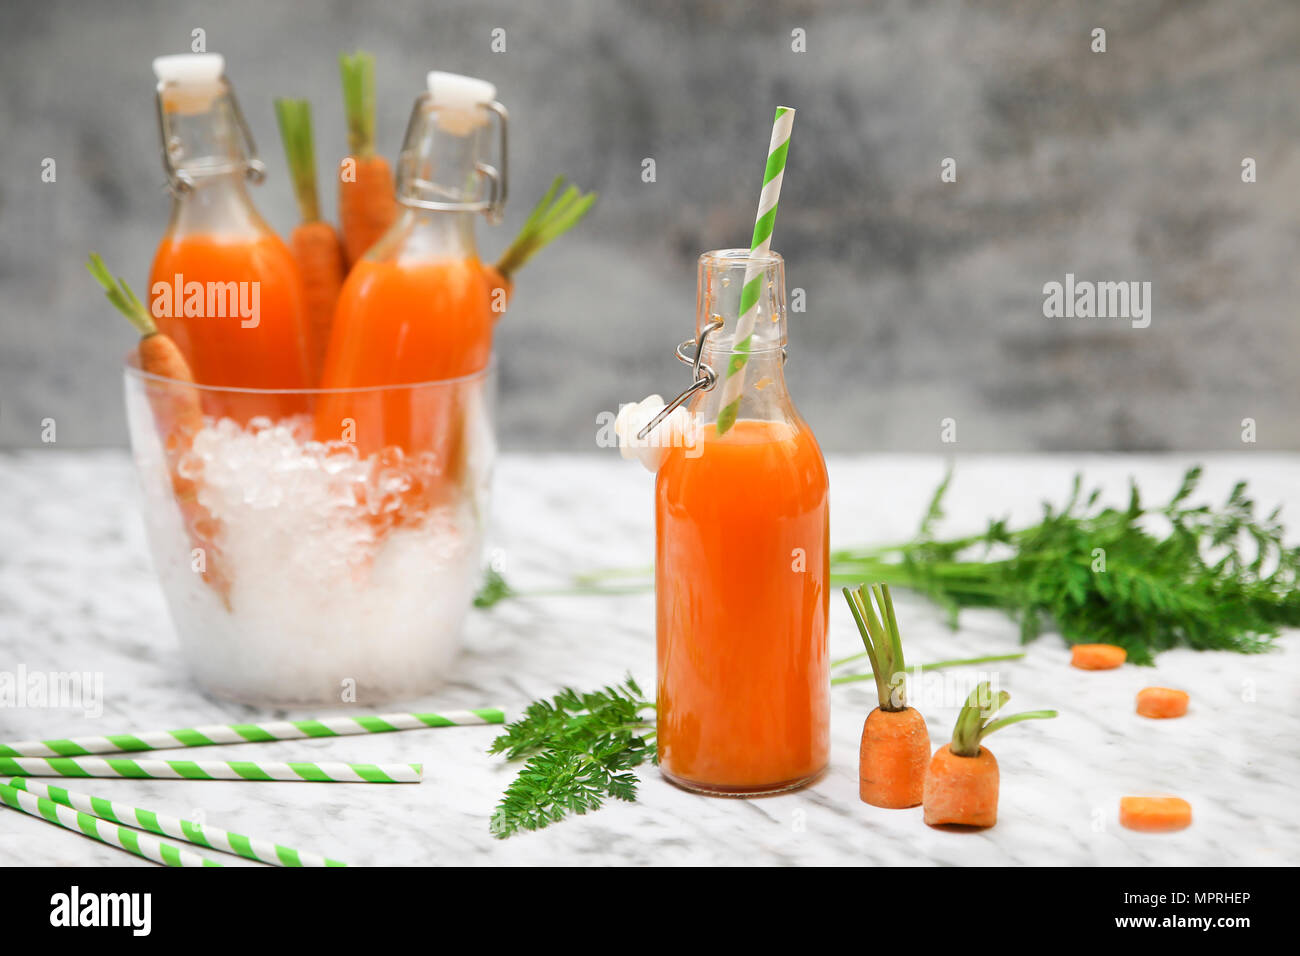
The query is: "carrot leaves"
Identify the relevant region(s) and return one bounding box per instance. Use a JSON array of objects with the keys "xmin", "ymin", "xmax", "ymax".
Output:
[
  {"xmin": 495, "ymin": 176, "xmax": 597, "ymax": 279},
  {"xmin": 842, "ymin": 583, "xmax": 909, "ymax": 710},
  {"xmin": 487, "ymin": 677, "xmax": 656, "ymax": 838}
]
